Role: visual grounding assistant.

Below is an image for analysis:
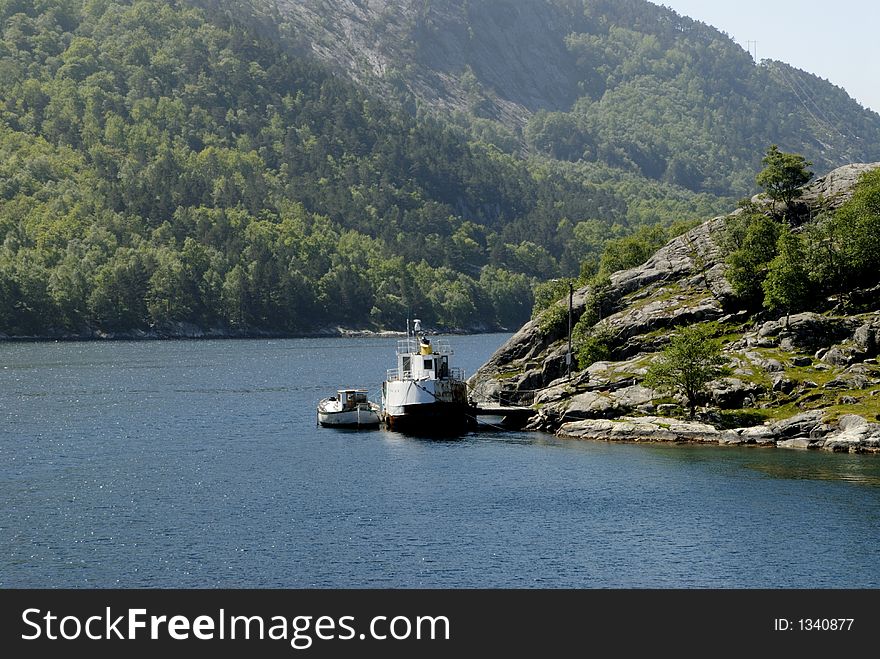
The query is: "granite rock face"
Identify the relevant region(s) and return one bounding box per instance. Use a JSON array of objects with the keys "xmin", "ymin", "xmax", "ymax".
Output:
[
  {"xmin": 467, "ymin": 163, "xmax": 880, "ymax": 454},
  {"xmin": 275, "ymin": 0, "xmax": 580, "ymax": 127},
  {"xmin": 557, "ymin": 416, "xmax": 726, "ymax": 444},
  {"xmin": 554, "ymin": 409, "xmax": 880, "ymax": 453}
]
